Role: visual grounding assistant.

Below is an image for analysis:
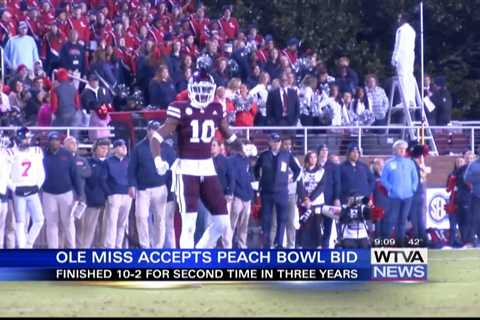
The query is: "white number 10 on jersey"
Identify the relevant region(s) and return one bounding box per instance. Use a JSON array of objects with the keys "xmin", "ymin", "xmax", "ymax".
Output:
[{"xmin": 190, "ymin": 119, "xmax": 215, "ymax": 143}]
